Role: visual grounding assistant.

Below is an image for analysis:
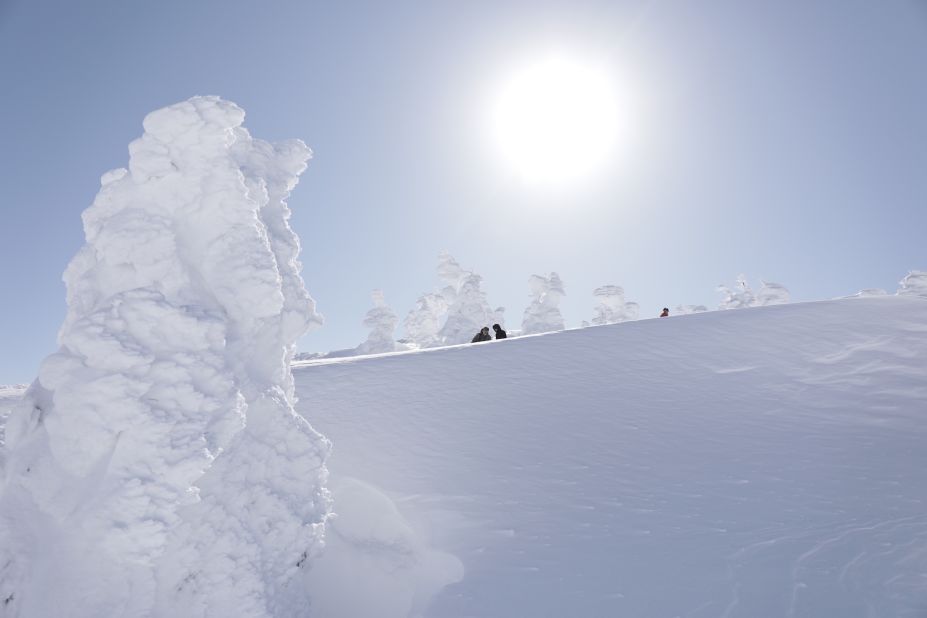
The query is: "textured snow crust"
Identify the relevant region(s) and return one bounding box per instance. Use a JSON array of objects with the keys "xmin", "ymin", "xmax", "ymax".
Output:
[{"xmin": 0, "ymin": 97, "xmax": 329, "ymax": 618}]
